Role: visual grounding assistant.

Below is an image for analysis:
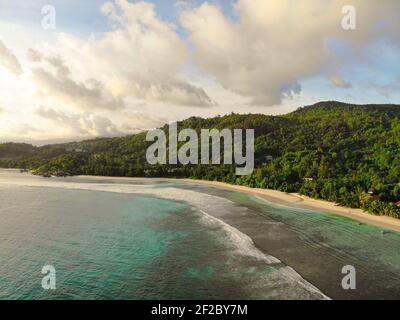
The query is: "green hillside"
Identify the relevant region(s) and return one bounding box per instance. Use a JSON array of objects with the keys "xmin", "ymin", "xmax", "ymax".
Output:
[{"xmin": 1, "ymin": 101, "xmax": 400, "ymax": 218}]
